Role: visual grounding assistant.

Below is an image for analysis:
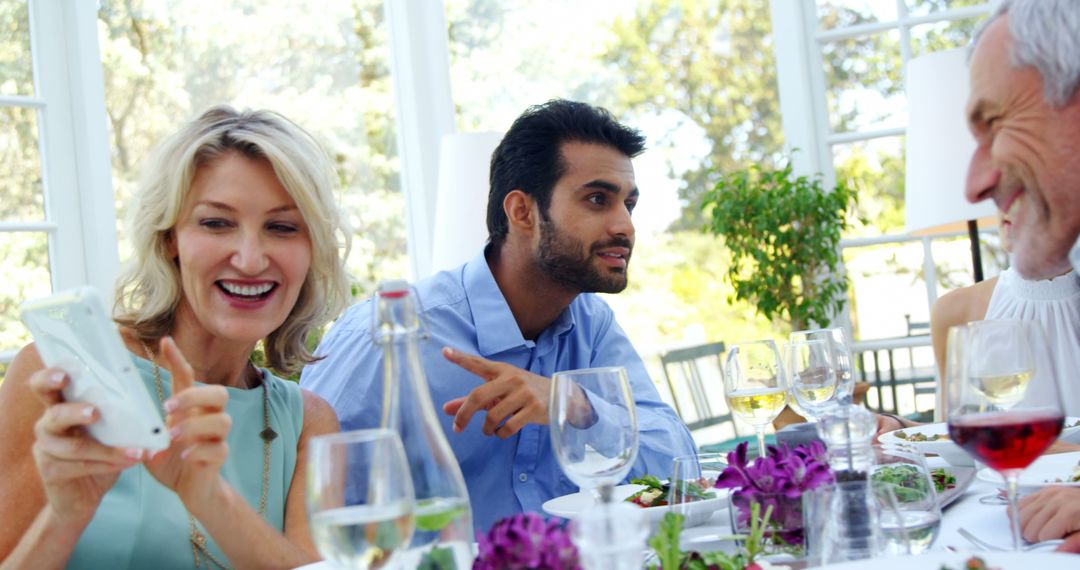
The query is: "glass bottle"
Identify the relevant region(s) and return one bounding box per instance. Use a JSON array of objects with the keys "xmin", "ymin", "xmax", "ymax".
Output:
[{"xmin": 374, "ymin": 279, "xmax": 473, "ymax": 569}]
